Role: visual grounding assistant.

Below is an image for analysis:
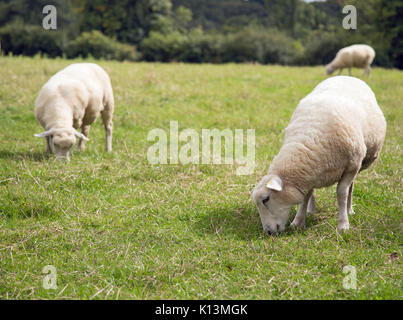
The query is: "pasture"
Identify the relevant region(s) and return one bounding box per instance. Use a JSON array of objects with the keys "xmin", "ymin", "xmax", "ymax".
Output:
[{"xmin": 0, "ymin": 56, "xmax": 401, "ymax": 299}]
